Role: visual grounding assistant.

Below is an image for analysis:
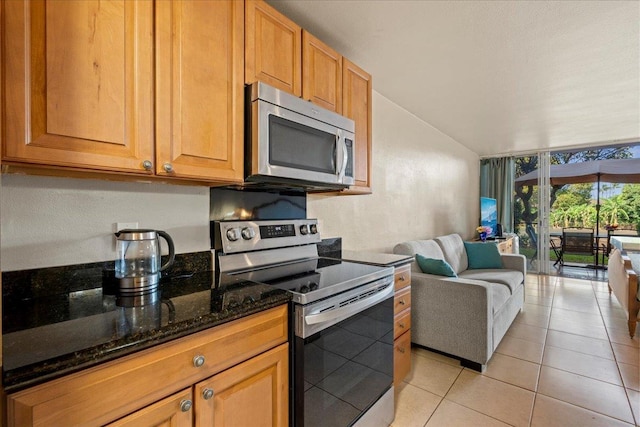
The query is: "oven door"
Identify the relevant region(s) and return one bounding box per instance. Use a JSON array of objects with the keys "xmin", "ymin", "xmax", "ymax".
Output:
[
  {"xmin": 292, "ymin": 278, "xmax": 394, "ymax": 427},
  {"xmin": 250, "ymin": 99, "xmax": 355, "ymax": 187}
]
